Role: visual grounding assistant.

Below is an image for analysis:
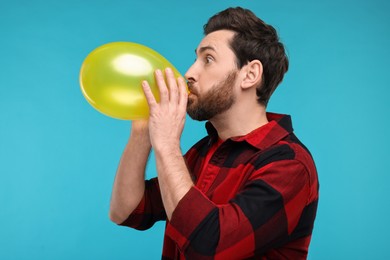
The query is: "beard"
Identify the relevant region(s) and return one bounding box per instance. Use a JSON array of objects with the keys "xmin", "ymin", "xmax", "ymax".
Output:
[{"xmin": 187, "ymin": 70, "xmax": 237, "ymax": 121}]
